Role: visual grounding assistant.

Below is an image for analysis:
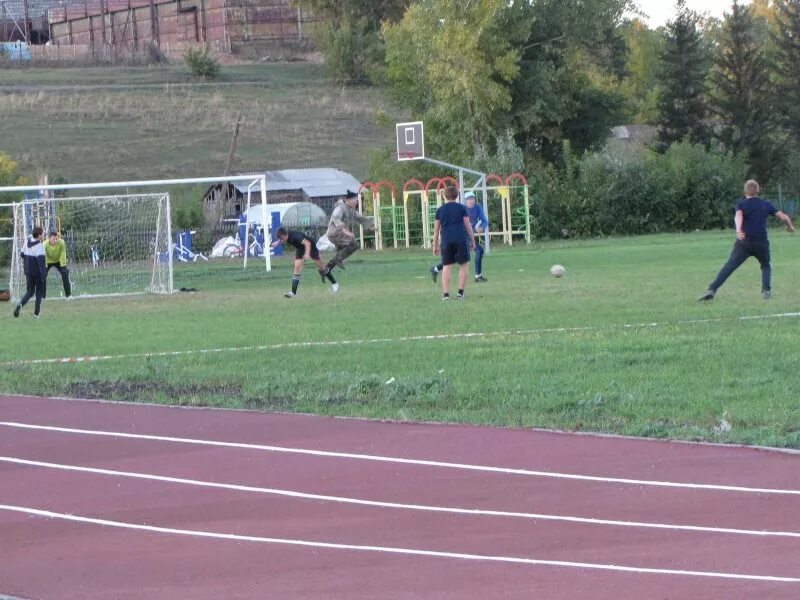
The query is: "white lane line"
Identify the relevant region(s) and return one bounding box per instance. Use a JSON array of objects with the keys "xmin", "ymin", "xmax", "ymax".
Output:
[
  {"xmin": 1, "ymin": 504, "xmax": 797, "ymax": 583},
  {"xmin": 3, "ymin": 312, "xmax": 799, "ymax": 367},
  {"xmin": 2, "ymin": 422, "xmax": 799, "ymax": 496},
  {"xmin": 4, "ymin": 456, "xmax": 799, "ymax": 539}
]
